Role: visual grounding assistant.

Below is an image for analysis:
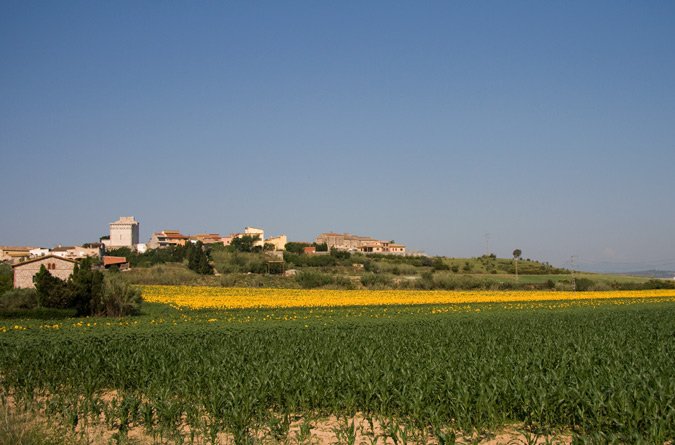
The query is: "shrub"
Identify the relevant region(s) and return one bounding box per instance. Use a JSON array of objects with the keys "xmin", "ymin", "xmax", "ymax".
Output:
[
  {"xmin": 284, "ymin": 242, "xmax": 309, "ymax": 254},
  {"xmin": 0, "ymin": 288, "xmax": 38, "ymax": 310},
  {"xmin": 283, "ymin": 252, "xmax": 338, "ymax": 268},
  {"xmin": 108, "ymin": 245, "xmax": 188, "ymax": 268},
  {"xmin": 415, "ymin": 271, "xmax": 434, "ymax": 290},
  {"xmin": 360, "ymin": 273, "xmax": 394, "ymax": 289},
  {"xmin": 574, "ymin": 278, "xmax": 594, "ymax": 291},
  {"xmin": 644, "ymin": 279, "xmax": 675, "ymax": 289},
  {"xmin": 0, "ymin": 307, "xmax": 76, "ymax": 319},
  {"xmin": 96, "ymin": 275, "xmax": 142, "ymax": 317},
  {"xmin": 373, "ymin": 262, "xmax": 417, "ymax": 276},
  {"xmin": 121, "ymin": 264, "xmax": 204, "ymax": 286},
  {"xmin": 329, "ymin": 248, "xmax": 351, "ymax": 260},
  {"xmin": 433, "ymin": 258, "xmax": 450, "ymax": 271},
  {"xmin": 295, "ymin": 270, "xmax": 337, "ymax": 289},
  {"xmin": 420, "ymin": 256, "xmax": 433, "ymax": 267},
  {"xmin": 220, "ymin": 275, "xmax": 237, "ymax": 287},
  {"xmin": 213, "ymin": 251, "xmax": 271, "ymax": 274}
]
